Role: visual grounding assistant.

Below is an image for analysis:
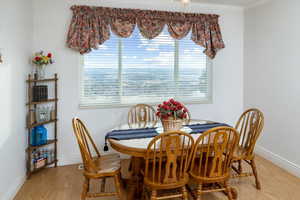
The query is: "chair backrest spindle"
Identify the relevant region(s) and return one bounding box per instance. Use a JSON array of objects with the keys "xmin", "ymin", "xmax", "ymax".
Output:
[
  {"xmin": 128, "ymin": 104, "xmax": 158, "ymax": 128},
  {"xmin": 235, "ymin": 108, "xmax": 264, "ymax": 157},
  {"xmin": 144, "ymin": 131, "xmax": 194, "ymax": 185},
  {"xmin": 190, "ymin": 127, "xmax": 239, "ymax": 180},
  {"xmin": 72, "ymin": 118, "xmax": 101, "ymax": 173}
]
